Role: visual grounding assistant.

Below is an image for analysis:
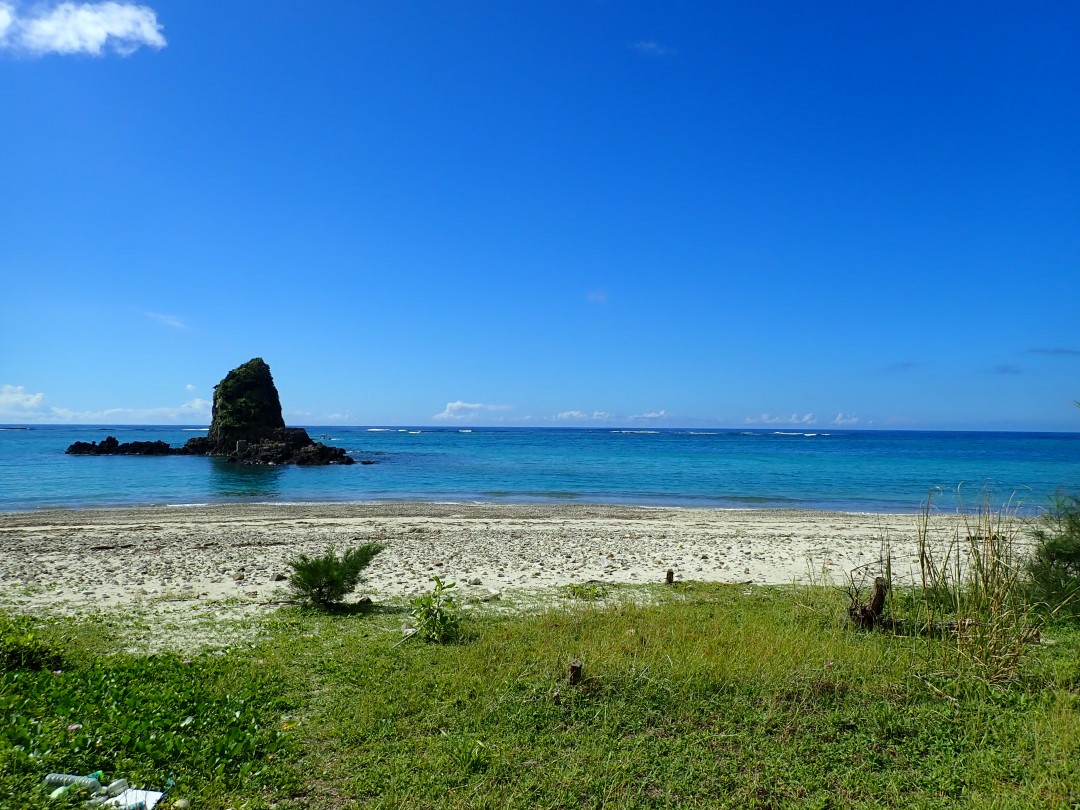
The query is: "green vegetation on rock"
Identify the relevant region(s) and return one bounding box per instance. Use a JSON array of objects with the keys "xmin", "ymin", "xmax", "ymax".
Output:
[{"xmin": 205, "ymin": 357, "xmax": 286, "ymax": 452}]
